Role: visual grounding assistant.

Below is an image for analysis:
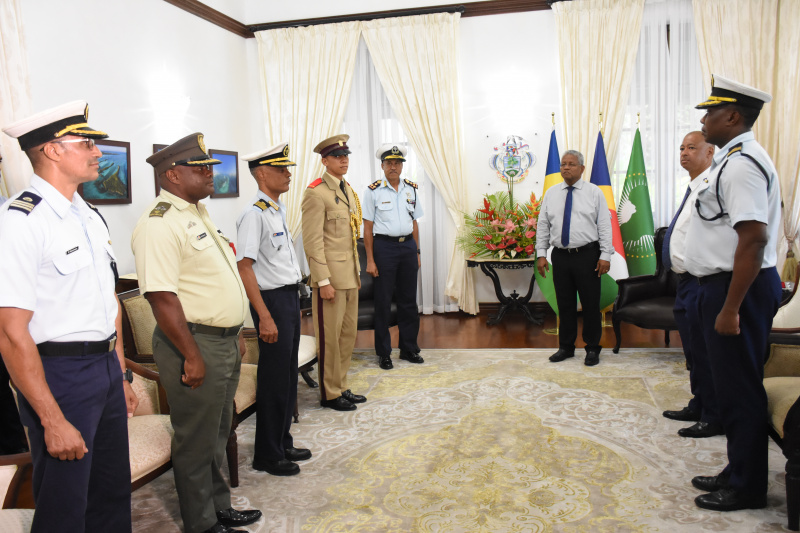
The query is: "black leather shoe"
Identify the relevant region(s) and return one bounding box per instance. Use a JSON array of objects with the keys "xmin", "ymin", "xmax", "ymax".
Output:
[
  {"xmin": 202, "ymin": 523, "xmax": 246, "ymax": 533},
  {"xmin": 695, "ymin": 488, "xmax": 767, "ymax": 511},
  {"xmin": 678, "ymin": 421, "xmax": 725, "ymax": 438},
  {"xmin": 342, "ymin": 389, "xmax": 366, "ymax": 403},
  {"xmin": 692, "ymin": 473, "xmax": 730, "ymax": 492},
  {"xmin": 215, "ymin": 507, "xmax": 262, "ymax": 527},
  {"xmin": 379, "ymin": 355, "xmax": 393, "ymax": 370},
  {"xmin": 584, "ymin": 351, "xmax": 600, "ymax": 366},
  {"xmin": 400, "ymin": 350, "xmax": 424, "ymax": 364},
  {"xmin": 320, "ymin": 396, "xmax": 357, "ymax": 411},
  {"xmin": 549, "ymin": 349, "xmax": 574, "ymax": 362},
  {"xmin": 663, "ymin": 406, "xmax": 701, "ymax": 422},
  {"xmin": 284, "ymin": 447, "xmax": 312, "ymax": 461},
  {"xmin": 252, "ymin": 458, "xmax": 300, "ymax": 476}
]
